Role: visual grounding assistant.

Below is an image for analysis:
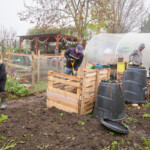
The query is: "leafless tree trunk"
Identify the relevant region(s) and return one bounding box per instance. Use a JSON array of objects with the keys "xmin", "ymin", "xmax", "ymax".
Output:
[{"xmin": 106, "ymin": 0, "xmax": 149, "ymax": 33}]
